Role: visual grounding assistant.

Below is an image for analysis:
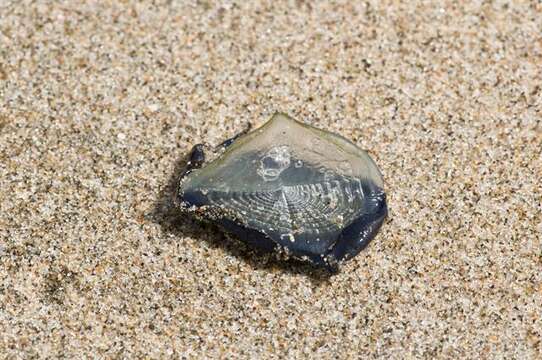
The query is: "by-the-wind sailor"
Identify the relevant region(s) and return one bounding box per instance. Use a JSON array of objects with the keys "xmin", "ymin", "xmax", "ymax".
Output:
[{"xmin": 176, "ymin": 113, "xmax": 387, "ymax": 271}]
